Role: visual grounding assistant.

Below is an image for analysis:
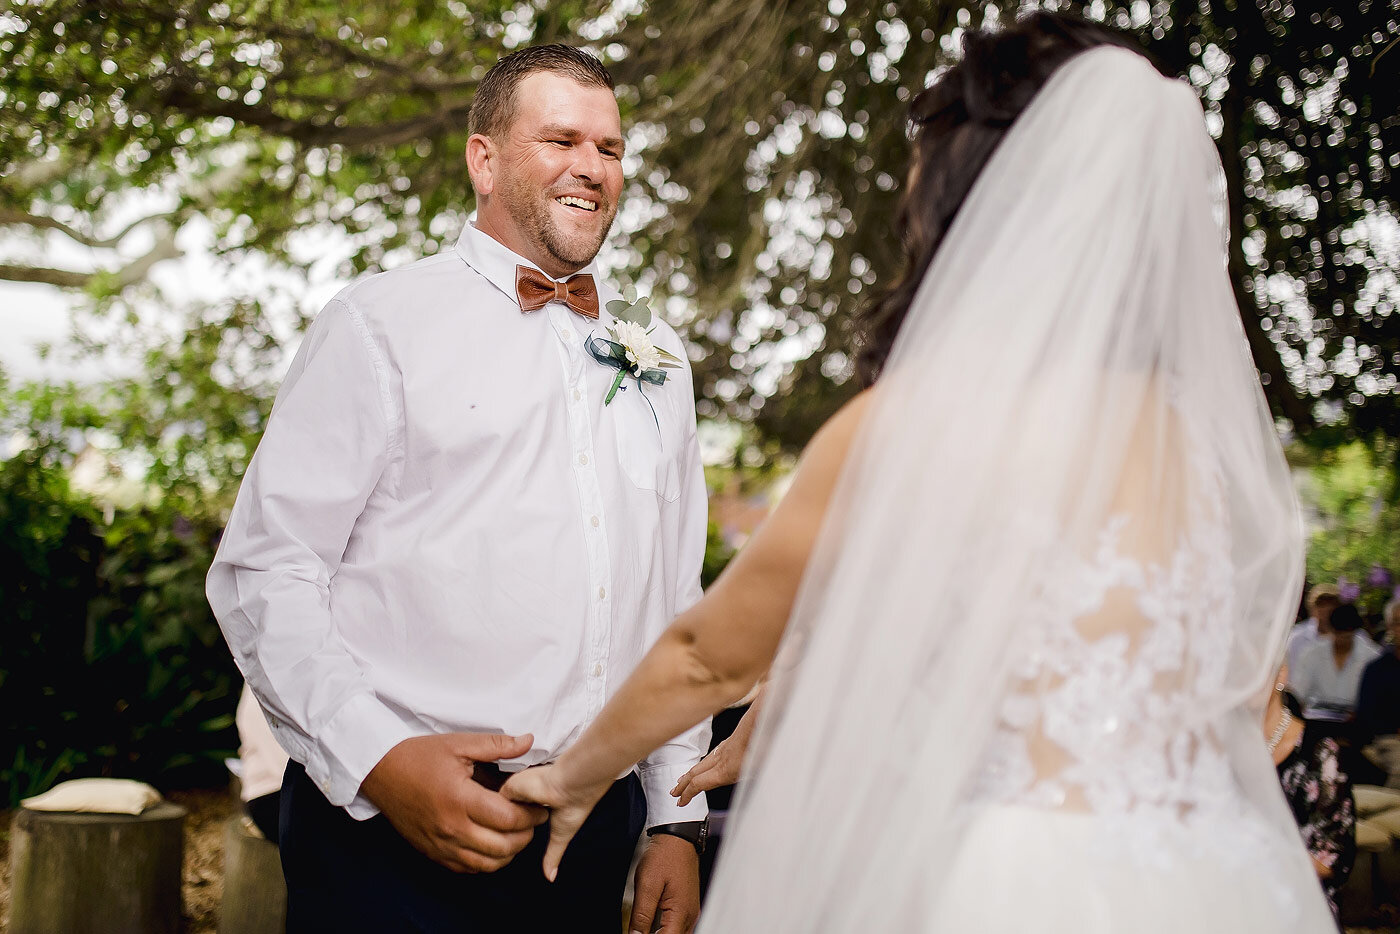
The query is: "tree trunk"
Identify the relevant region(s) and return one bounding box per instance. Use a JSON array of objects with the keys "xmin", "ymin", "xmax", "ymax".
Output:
[
  {"xmin": 9, "ymin": 803, "xmax": 186, "ymax": 934},
  {"xmin": 219, "ymin": 816, "xmax": 287, "ymax": 934}
]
